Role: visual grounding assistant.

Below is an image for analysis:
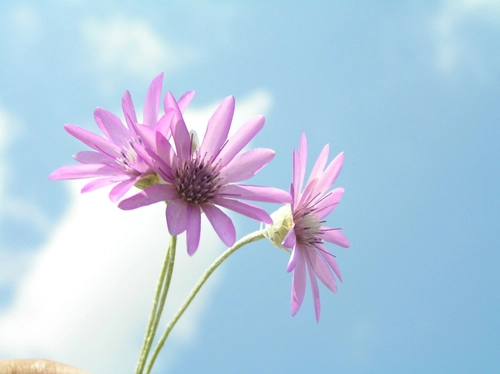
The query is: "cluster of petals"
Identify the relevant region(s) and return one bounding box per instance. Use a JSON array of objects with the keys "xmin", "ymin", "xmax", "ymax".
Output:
[
  {"xmin": 49, "ymin": 73, "xmax": 193, "ymax": 202},
  {"xmin": 281, "ymin": 132, "xmax": 349, "ymax": 322},
  {"xmin": 119, "ymin": 92, "xmax": 292, "ymax": 255}
]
